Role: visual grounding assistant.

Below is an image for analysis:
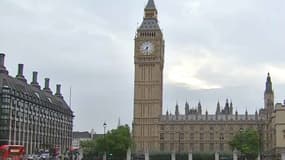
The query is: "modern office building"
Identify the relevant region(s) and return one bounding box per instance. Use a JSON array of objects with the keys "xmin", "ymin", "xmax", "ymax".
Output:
[
  {"xmin": 0, "ymin": 53, "xmax": 73, "ymax": 154},
  {"xmin": 132, "ymin": 0, "xmax": 285, "ymax": 158}
]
